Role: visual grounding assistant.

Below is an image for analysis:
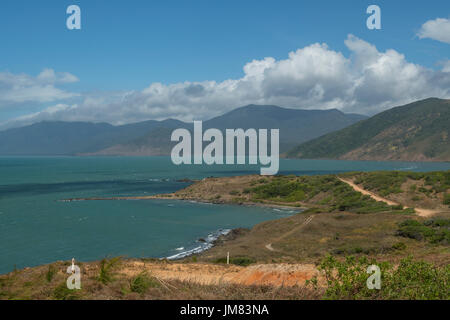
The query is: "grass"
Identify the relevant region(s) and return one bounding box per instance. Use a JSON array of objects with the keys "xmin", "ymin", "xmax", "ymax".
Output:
[
  {"xmin": 396, "ymin": 219, "xmax": 450, "ymax": 244},
  {"xmin": 45, "ymin": 265, "xmax": 57, "ymax": 283},
  {"xmin": 0, "ymin": 259, "xmax": 322, "ymax": 300},
  {"xmin": 1, "ymin": 171, "xmax": 449, "ymax": 300},
  {"xmin": 129, "ymin": 272, "xmax": 160, "ymax": 294},
  {"xmin": 98, "ymin": 257, "xmax": 122, "ymax": 284},
  {"xmin": 1, "ymin": 255, "xmax": 448, "ymax": 300},
  {"xmin": 349, "ymin": 170, "xmax": 450, "ymax": 200},
  {"xmin": 250, "ymin": 175, "xmax": 407, "ymax": 214},
  {"xmin": 214, "ymin": 256, "xmax": 256, "ymax": 266},
  {"xmin": 52, "ymin": 282, "xmax": 81, "ymax": 300},
  {"xmin": 315, "ymin": 255, "xmax": 449, "ymax": 300}
]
